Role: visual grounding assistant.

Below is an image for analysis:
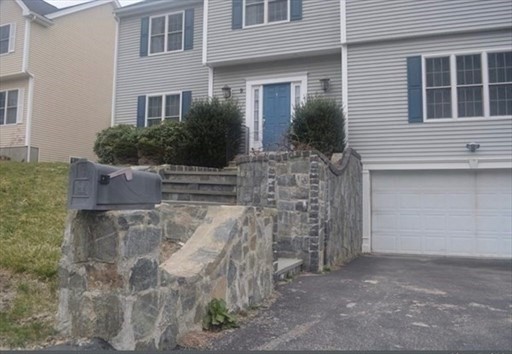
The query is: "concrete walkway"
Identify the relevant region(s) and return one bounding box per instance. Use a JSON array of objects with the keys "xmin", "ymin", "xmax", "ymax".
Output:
[{"xmin": 210, "ymin": 255, "xmax": 512, "ymax": 351}]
